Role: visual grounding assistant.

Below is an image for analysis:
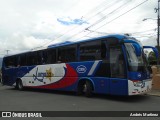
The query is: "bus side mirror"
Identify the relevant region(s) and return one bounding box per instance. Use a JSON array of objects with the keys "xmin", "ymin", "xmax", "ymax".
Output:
[
  {"xmin": 143, "ymin": 46, "xmax": 159, "ymax": 59},
  {"xmin": 132, "ymin": 43, "xmax": 141, "ymax": 57}
]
